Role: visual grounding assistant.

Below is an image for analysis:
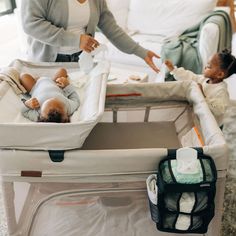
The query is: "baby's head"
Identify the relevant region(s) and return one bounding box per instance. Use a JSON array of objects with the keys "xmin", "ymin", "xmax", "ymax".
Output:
[
  {"xmin": 204, "ymin": 49, "xmax": 236, "ymax": 83},
  {"xmin": 39, "ymin": 98, "xmax": 69, "ymax": 123}
]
